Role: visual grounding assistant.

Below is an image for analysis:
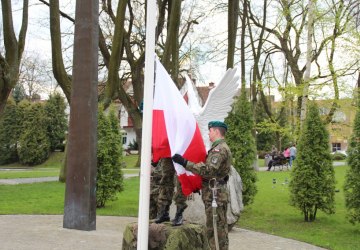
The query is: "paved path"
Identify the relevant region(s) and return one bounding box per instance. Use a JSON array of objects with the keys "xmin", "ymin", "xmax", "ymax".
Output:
[
  {"xmin": 0, "ymin": 162, "xmax": 346, "ymax": 185},
  {"xmin": 0, "ymin": 176, "xmax": 59, "ymax": 185},
  {"xmin": 0, "ymin": 174, "xmax": 139, "ymax": 185},
  {"xmin": 0, "ymin": 215, "xmax": 326, "ymax": 250}
]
